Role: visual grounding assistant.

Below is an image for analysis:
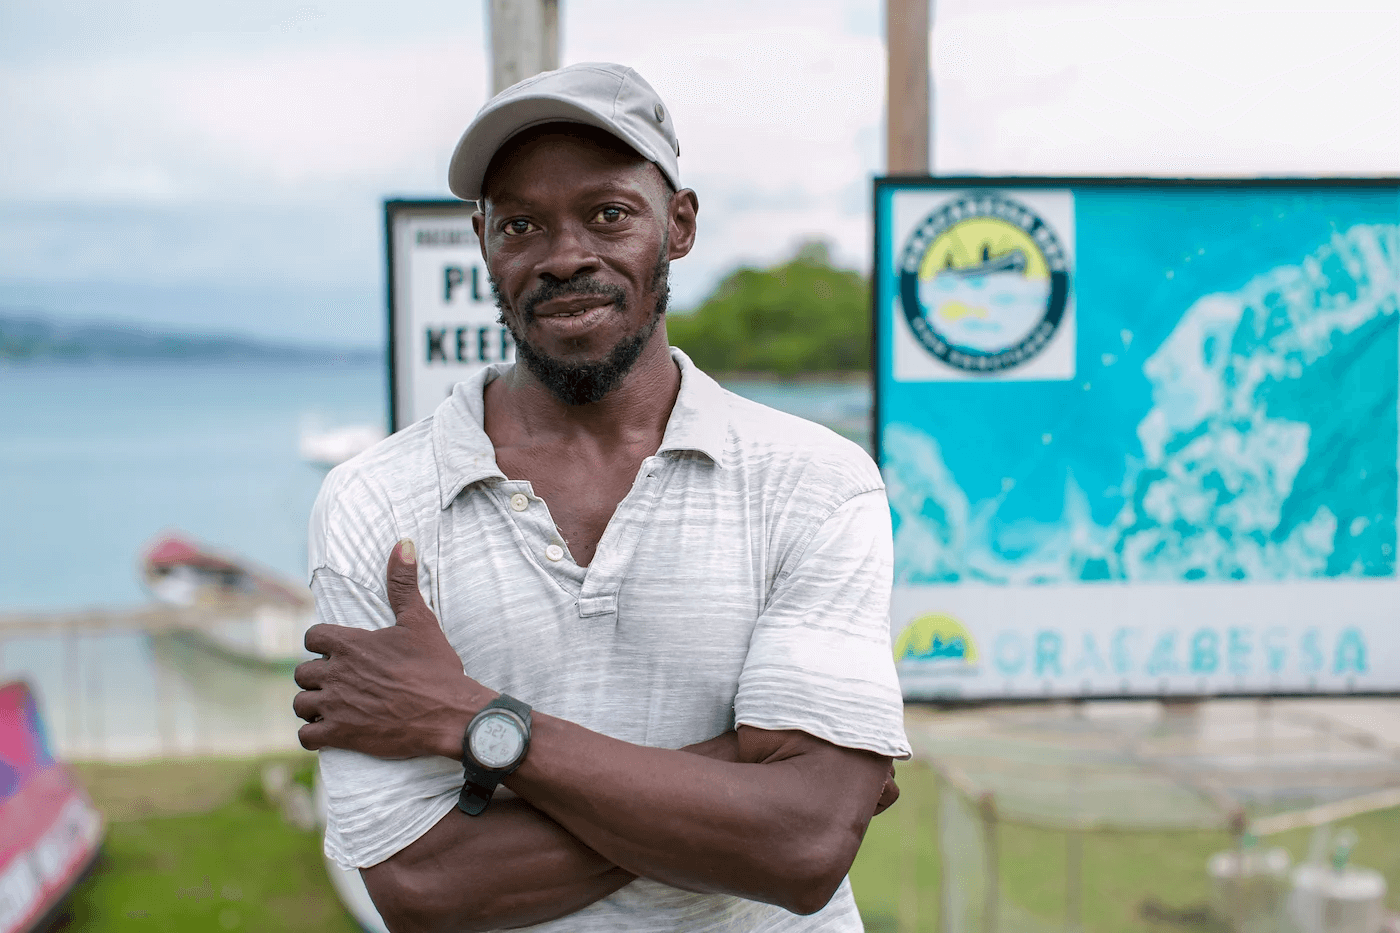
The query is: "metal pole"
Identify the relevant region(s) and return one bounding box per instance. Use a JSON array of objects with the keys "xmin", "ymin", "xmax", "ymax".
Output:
[
  {"xmin": 1067, "ymin": 761, "xmax": 1084, "ymax": 932},
  {"xmin": 899, "ymin": 764, "xmax": 919, "ymax": 933},
  {"xmin": 64, "ymin": 631, "xmax": 82, "ymax": 758},
  {"xmin": 488, "ymin": 0, "xmax": 561, "ymax": 96},
  {"xmin": 886, "ymin": 0, "xmax": 931, "ymax": 174},
  {"xmin": 154, "ymin": 644, "xmax": 176, "ymax": 757},
  {"xmin": 936, "ymin": 771, "xmax": 951, "ymax": 933},
  {"xmin": 981, "ymin": 792, "xmax": 999, "ymax": 933},
  {"xmin": 88, "ymin": 636, "xmax": 105, "ymax": 760},
  {"xmin": 1066, "ymin": 829, "xmax": 1083, "ymax": 932}
]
